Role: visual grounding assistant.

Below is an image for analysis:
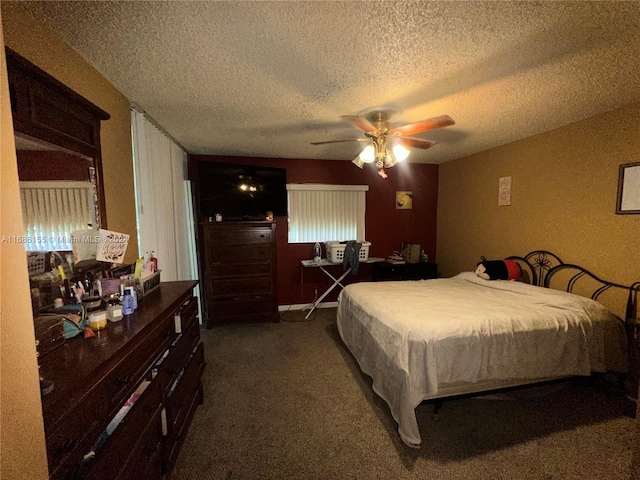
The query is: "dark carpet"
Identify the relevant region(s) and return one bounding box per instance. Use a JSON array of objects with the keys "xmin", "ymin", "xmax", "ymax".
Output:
[{"xmin": 171, "ymin": 307, "xmax": 635, "ymax": 480}]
